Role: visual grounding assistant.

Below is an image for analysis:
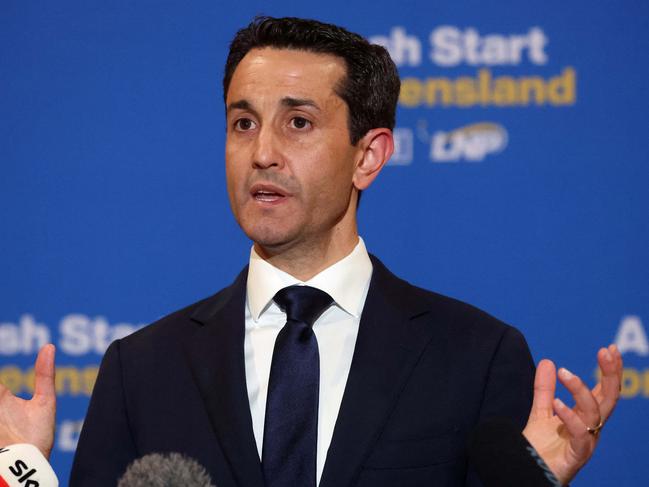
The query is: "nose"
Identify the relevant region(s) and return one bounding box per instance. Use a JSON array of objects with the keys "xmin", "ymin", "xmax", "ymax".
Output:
[{"xmin": 252, "ymin": 125, "xmax": 283, "ymax": 169}]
